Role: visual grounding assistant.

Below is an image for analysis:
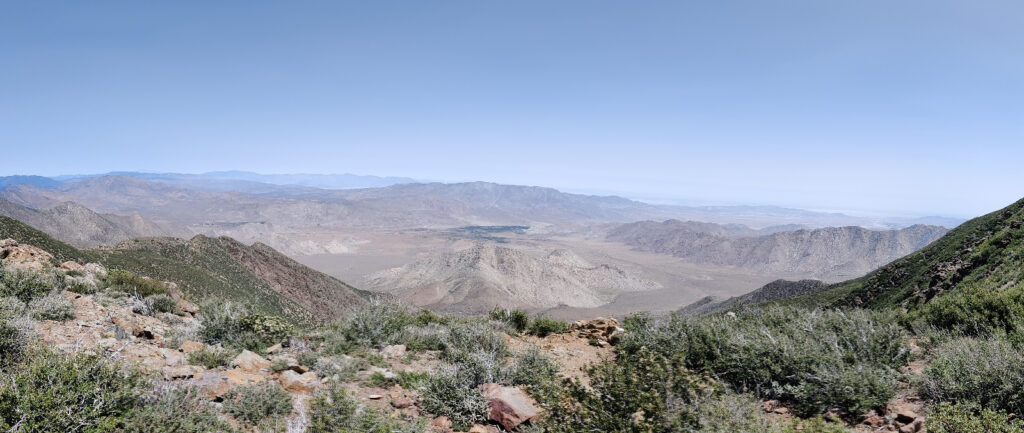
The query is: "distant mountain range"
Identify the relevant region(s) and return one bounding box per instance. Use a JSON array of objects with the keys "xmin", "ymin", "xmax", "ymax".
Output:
[
  {"xmin": 365, "ymin": 243, "xmax": 660, "ymax": 312},
  {"xmin": 0, "ymin": 173, "xmax": 962, "ymax": 235},
  {"xmin": 608, "ymin": 220, "xmax": 949, "ymax": 281}
]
